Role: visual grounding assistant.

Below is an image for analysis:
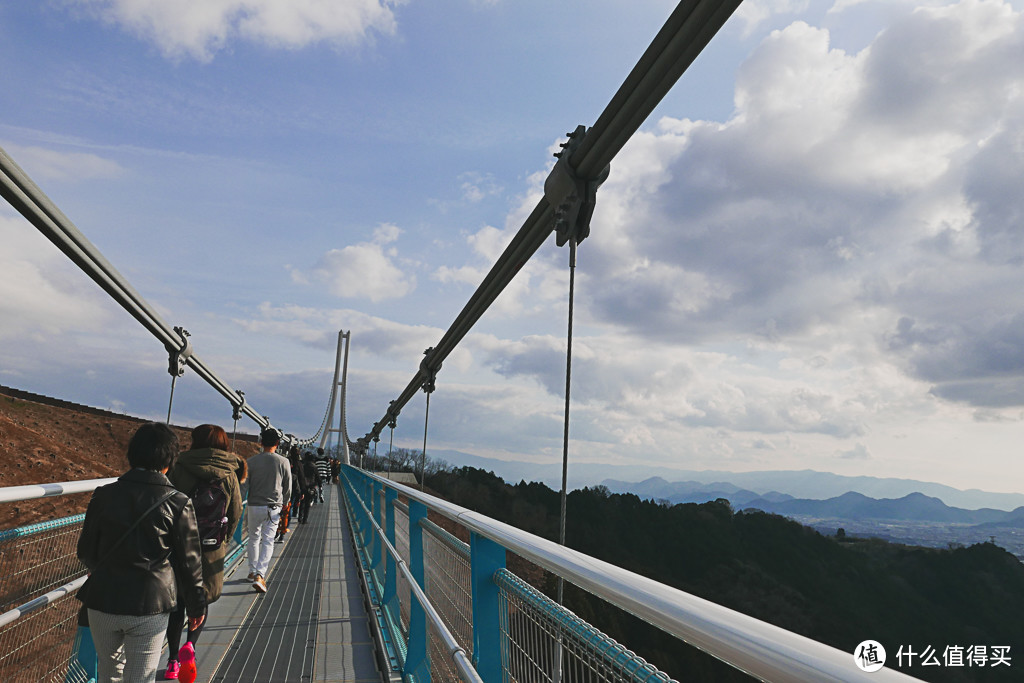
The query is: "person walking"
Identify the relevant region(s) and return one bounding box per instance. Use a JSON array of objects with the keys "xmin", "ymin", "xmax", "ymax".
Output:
[
  {"xmin": 299, "ymin": 451, "xmax": 319, "ymax": 521},
  {"xmin": 247, "ymin": 429, "xmax": 291, "ymax": 593},
  {"xmin": 76, "ymin": 423, "xmax": 206, "ymax": 683},
  {"xmin": 315, "ymin": 447, "xmax": 331, "ymax": 503},
  {"xmin": 164, "ymin": 424, "xmax": 243, "ymax": 682},
  {"xmin": 288, "ymin": 447, "xmax": 307, "ymax": 524}
]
